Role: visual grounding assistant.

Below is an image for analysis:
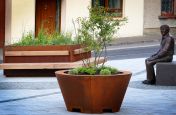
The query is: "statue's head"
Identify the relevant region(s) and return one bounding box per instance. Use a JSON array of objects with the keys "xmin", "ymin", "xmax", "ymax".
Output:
[{"xmin": 160, "ymin": 25, "xmax": 170, "ymax": 36}]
